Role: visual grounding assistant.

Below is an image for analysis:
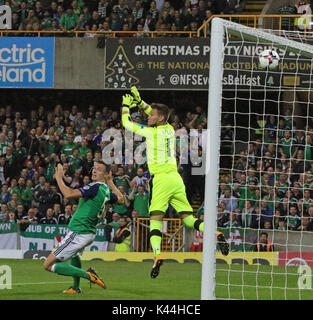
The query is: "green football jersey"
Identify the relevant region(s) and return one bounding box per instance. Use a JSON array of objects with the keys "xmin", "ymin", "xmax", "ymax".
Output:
[
  {"xmin": 69, "ymin": 182, "xmax": 117, "ymax": 234},
  {"xmin": 122, "ymin": 107, "xmax": 177, "ymax": 175}
]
